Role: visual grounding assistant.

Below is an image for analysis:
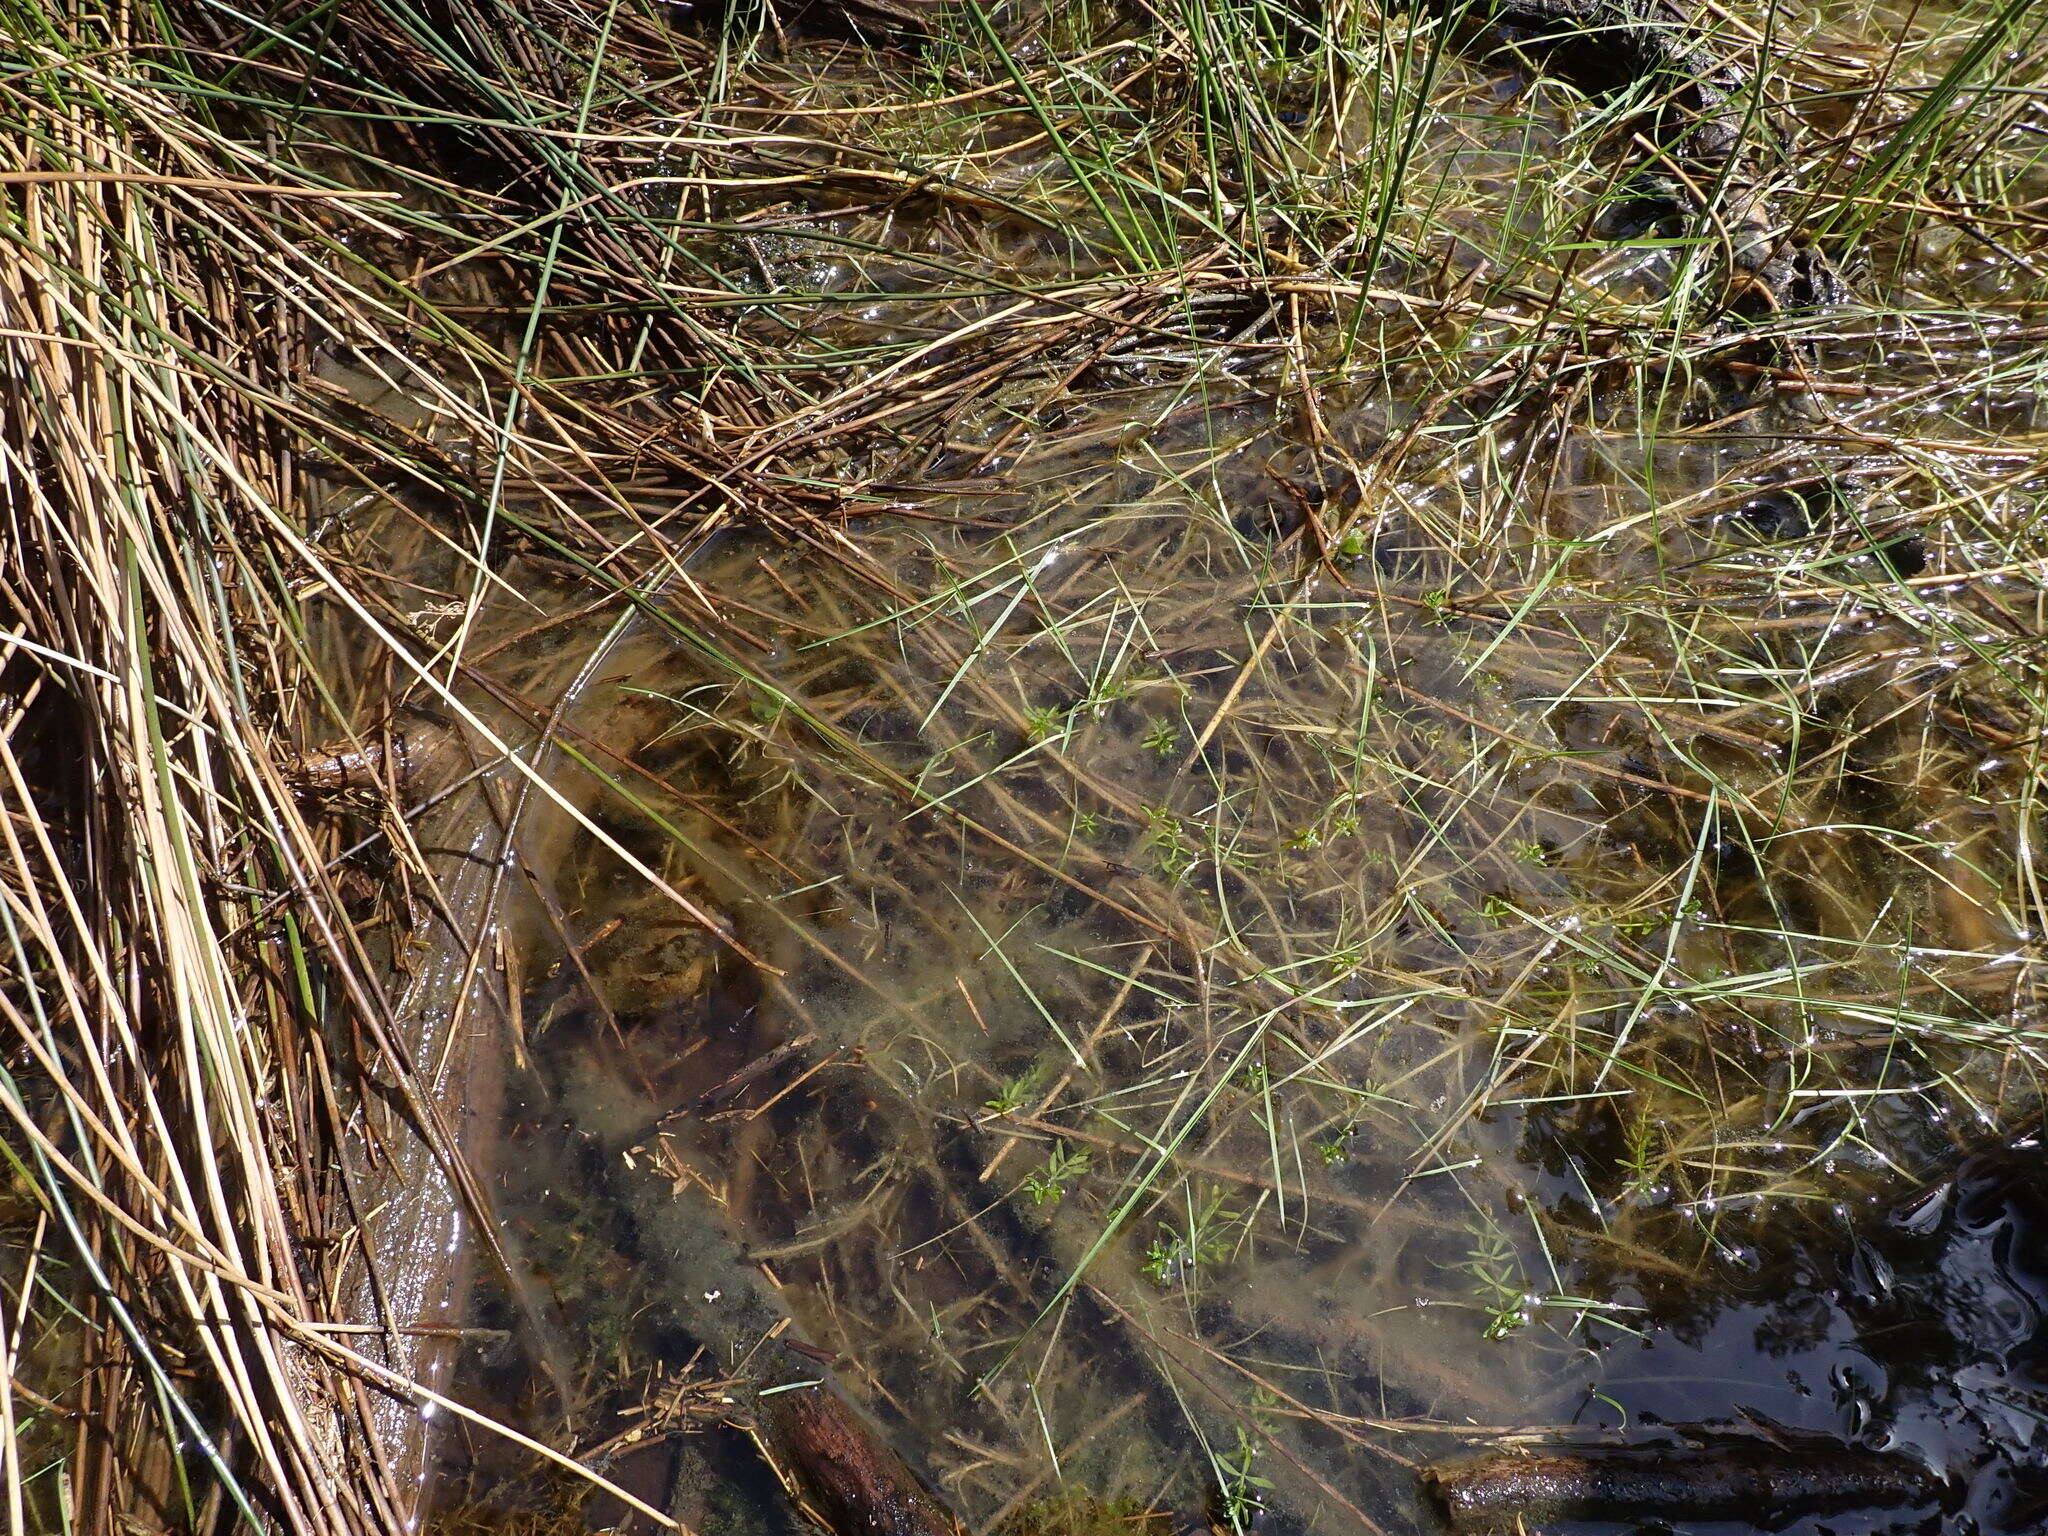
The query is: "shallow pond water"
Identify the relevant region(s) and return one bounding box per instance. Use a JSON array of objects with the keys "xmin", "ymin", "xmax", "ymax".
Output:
[
  {"xmin": 388, "ymin": 351, "xmax": 2046, "ymax": 1535},
  {"xmin": 293, "ymin": 9, "xmax": 2048, "ymax": 1535}
]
